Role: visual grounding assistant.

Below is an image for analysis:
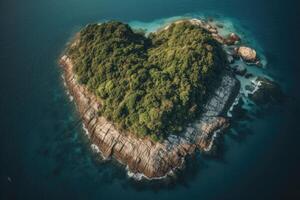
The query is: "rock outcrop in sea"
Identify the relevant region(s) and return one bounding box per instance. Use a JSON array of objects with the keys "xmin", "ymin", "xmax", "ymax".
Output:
[
  {"xmin": 238, "ymin": 46, "xmax": 257, "ymax": 62},
  {"xmin": 248, "ymin": 77, "xmax": 285, "ymax": 105}
]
